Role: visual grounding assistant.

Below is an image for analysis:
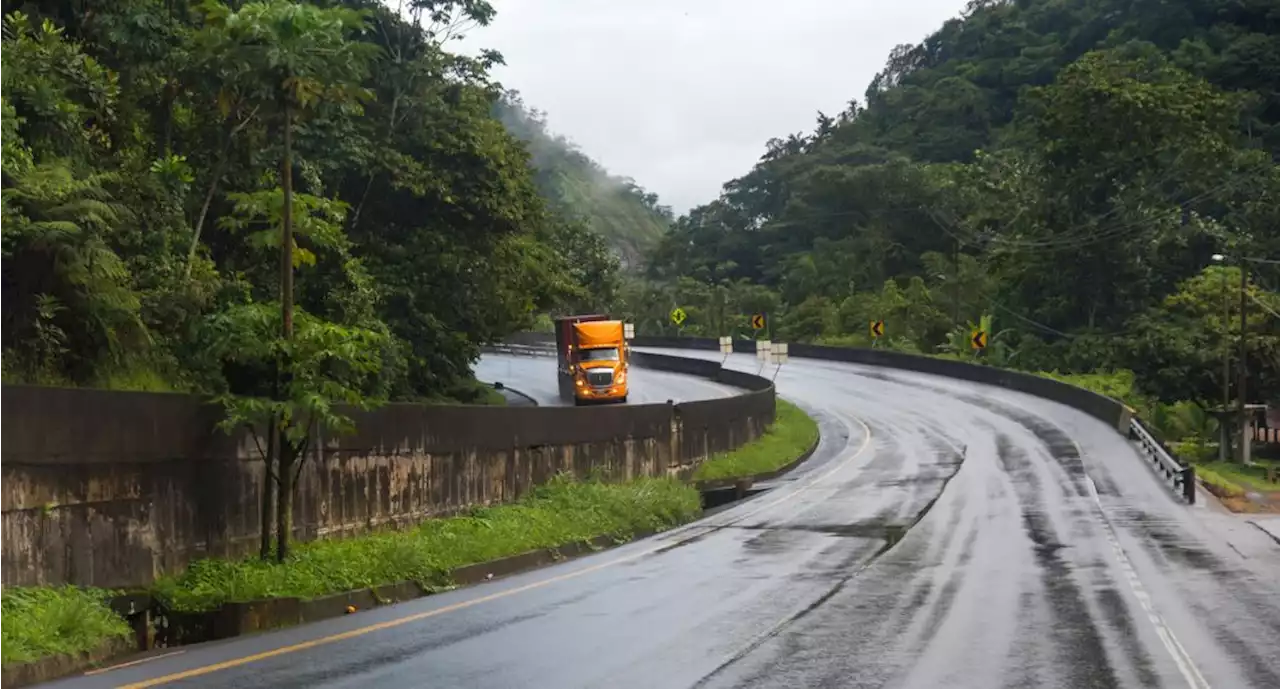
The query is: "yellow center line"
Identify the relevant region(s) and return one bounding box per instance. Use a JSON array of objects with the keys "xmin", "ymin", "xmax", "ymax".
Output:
[{"xmin": 114, "ymin": 413, "xmax": 873, "ymax": 689}]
